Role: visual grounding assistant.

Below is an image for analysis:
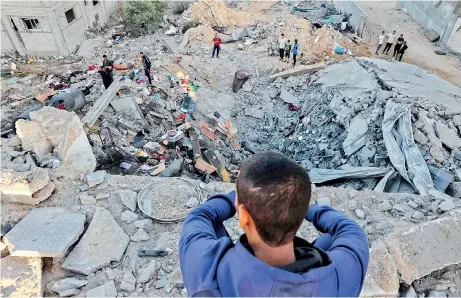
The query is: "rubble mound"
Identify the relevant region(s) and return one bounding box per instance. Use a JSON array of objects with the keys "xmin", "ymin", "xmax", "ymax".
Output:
[{"xmin": 187, "ymin": 0, "xmax": 253, "ymax": 29}]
